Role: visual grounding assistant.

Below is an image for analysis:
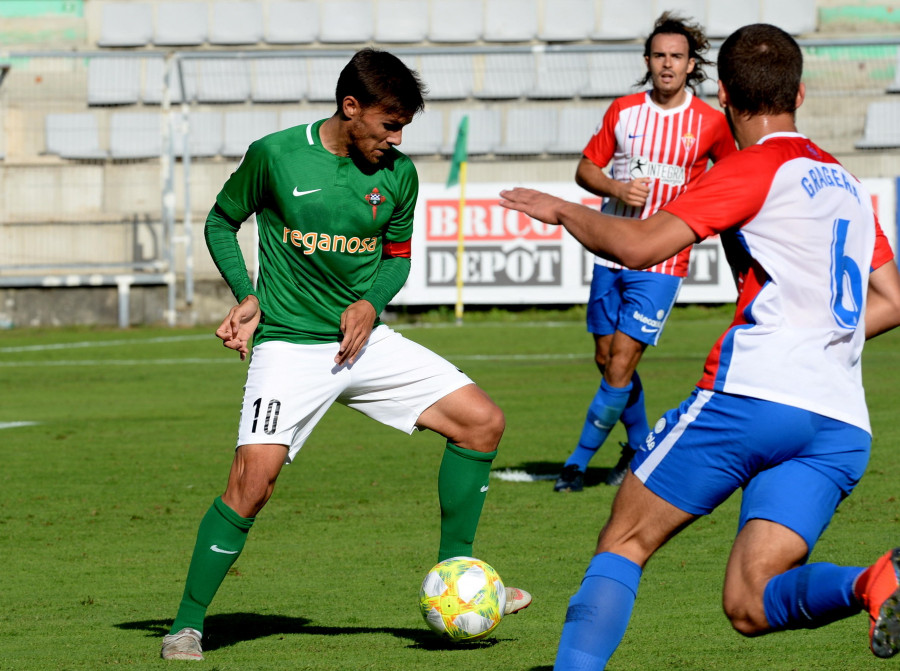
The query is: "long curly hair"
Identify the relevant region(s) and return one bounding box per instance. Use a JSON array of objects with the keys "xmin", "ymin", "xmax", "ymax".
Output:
[{"xmin": 636, "ymin": 12, "xmax": 713, "ymax": 93}]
